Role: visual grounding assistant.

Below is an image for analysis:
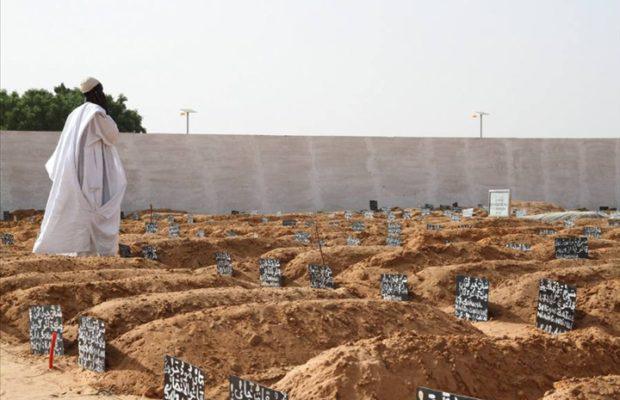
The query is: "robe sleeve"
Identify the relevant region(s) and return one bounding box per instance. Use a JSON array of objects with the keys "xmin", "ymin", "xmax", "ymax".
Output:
[{"xmin": 92, "ymin": 113, "xmax": 120, "ymax": 145}]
